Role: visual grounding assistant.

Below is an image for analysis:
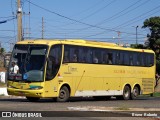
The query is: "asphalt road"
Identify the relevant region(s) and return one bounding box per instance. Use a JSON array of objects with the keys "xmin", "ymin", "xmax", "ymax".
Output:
[{"xmin": 0, "ymin": 96, "xmax": 159, "ymax": 120}]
